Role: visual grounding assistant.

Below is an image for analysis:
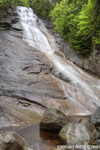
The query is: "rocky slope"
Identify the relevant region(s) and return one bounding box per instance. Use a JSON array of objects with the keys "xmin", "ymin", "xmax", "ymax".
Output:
[
  {"xmin": 54, "ymin": 35, "xmax": 100, "ymax": 77},
  {"xmin": 0, "ymin": 6, "xmax": 100, "ymax": 150},
  {"xmin": 0, "ymin": 7, "xmax": 68, "ymax": 128}
]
